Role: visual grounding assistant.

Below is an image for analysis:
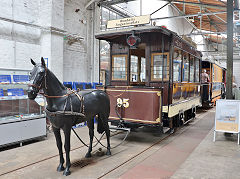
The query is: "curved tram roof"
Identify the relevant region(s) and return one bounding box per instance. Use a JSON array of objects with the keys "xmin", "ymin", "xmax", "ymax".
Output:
[{"xmin": 95, "ymin": 26, "xmax": 202, "ymax": 58}]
